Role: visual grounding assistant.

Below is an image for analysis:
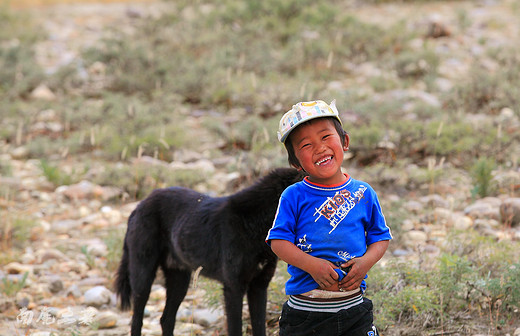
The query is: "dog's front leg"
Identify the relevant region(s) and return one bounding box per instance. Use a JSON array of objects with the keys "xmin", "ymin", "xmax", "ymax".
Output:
[
  {"xmin": 247, "ymin": 261, "xmax": 276, "ymax": 336},
  {"xmin": 223, "ymin": 284, "xmax": 246, "ymax": 336},
  {"xmin": 246, "ymin": 284, "xmax": 268, "ymax": 336}
]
